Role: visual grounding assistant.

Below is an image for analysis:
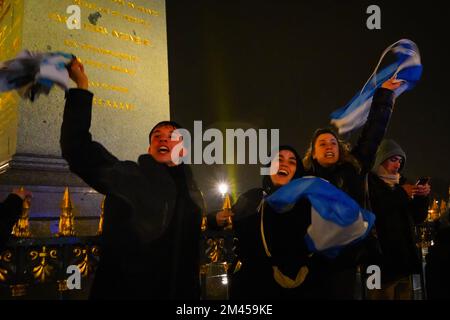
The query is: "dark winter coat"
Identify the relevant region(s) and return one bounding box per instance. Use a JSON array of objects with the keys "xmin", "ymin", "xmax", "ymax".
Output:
[
  {"xmin": 61, "ymin": 89, "xmax": 204, "ymax": 299},
  {"xmin": 303, "ymin": 87, "xmax": 395, "ymax": 298},
  {"xmin": 0, "ymin": 194, "xmax": 23, "ymax": 251},
  {"xmin": 210, "ymin": 146, "xmax": 313, "ymax": 299},
  {"xmin": 229, "ymin": 187, "xmax": 312, "ymax": 300},
  {"xmin": 368, "ymin": 174, "xmax": 429, "ymax": 283}
]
